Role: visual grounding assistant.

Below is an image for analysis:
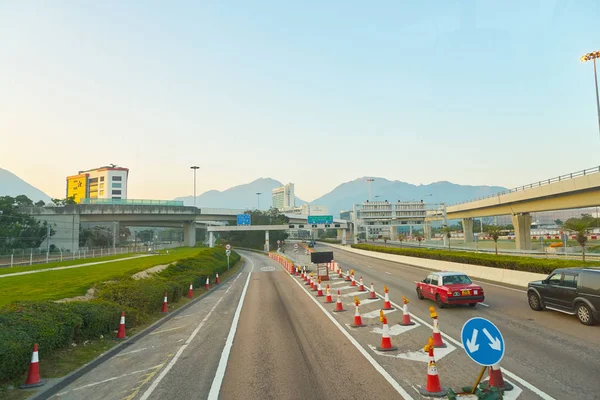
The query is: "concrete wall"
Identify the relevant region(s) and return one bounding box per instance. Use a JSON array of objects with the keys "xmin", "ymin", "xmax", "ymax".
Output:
[{"xmin": 326, "ymin": 244, "xmax": 548, "ymax": 288}]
